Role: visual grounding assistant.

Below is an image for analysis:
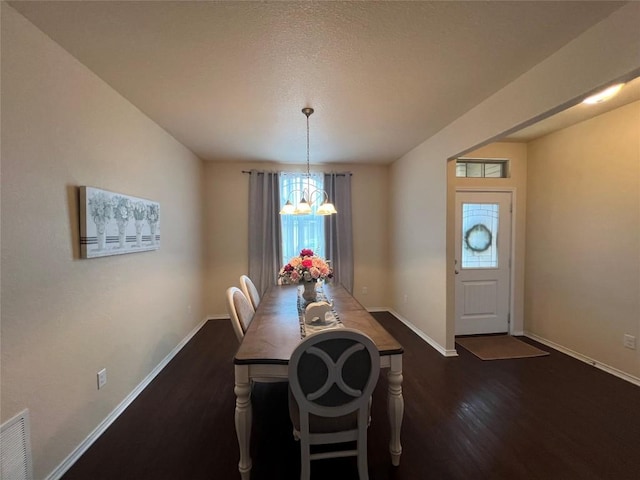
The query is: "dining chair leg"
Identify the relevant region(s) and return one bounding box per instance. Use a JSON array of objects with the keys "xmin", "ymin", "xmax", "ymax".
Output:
[
  {"xmin": 357, "ymin": 428, "xmax": 369, "ymax": 480},
  {"xmin": 300, "ymin": 438, "xmax": 311, "ymax": 480}
]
